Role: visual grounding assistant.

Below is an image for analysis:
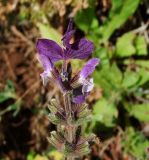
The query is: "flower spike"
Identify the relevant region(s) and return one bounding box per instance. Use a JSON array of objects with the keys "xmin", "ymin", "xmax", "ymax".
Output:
[
  {"xmin": 36, "ymin": 20, "xmax": 100, "ymax": 159},
  {"xmin": 72, "ymin": 58, "xmax": 99, "ymax": 104}
]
